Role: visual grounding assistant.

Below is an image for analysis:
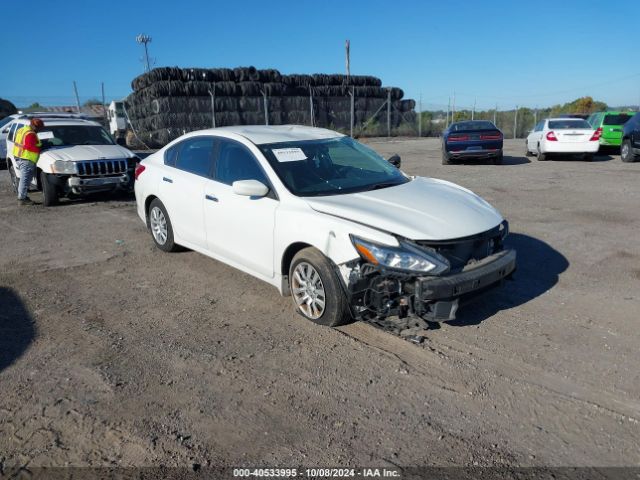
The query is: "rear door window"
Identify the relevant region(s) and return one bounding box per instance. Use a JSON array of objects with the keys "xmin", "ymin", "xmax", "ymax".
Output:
[{"xmin": 173, "ymin": 136, "xmax": 215, "ymax": 177}]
